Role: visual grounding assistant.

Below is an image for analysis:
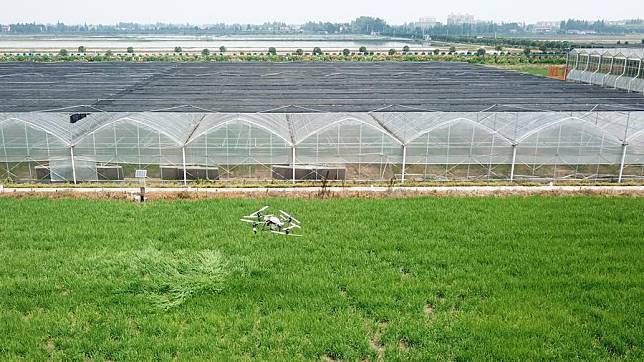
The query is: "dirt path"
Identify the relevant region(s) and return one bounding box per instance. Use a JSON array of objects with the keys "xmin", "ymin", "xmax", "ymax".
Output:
[{"xmin": 1, "ymin": 185, "xmax": 643, "ymax": 199}]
